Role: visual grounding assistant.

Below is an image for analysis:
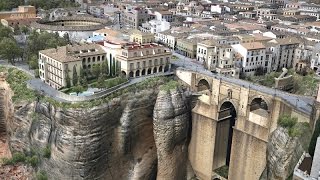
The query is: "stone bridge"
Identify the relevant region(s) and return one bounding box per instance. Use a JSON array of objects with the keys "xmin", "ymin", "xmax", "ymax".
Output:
[{"xmin": 175, "ymin": 68, "xmax": 320, "ymax": 180}]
